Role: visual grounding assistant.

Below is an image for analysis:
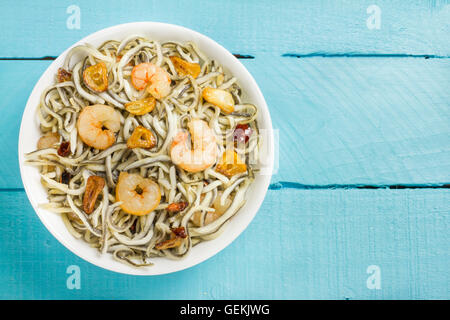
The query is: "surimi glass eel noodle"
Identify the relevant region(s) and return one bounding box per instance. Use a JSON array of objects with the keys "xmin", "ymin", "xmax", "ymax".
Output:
[{"xmin": 24, "ymin": 36, "xmax": 260, "ymax": 267}]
